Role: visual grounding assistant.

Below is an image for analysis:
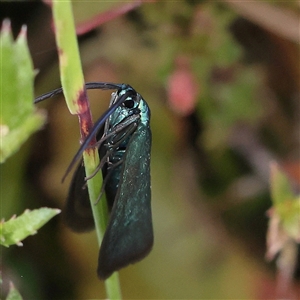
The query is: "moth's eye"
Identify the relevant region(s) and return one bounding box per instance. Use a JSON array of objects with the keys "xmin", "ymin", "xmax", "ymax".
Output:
[{"xmin": 124, "ymin": 99, "xmax": 135, "ymax": 108}]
